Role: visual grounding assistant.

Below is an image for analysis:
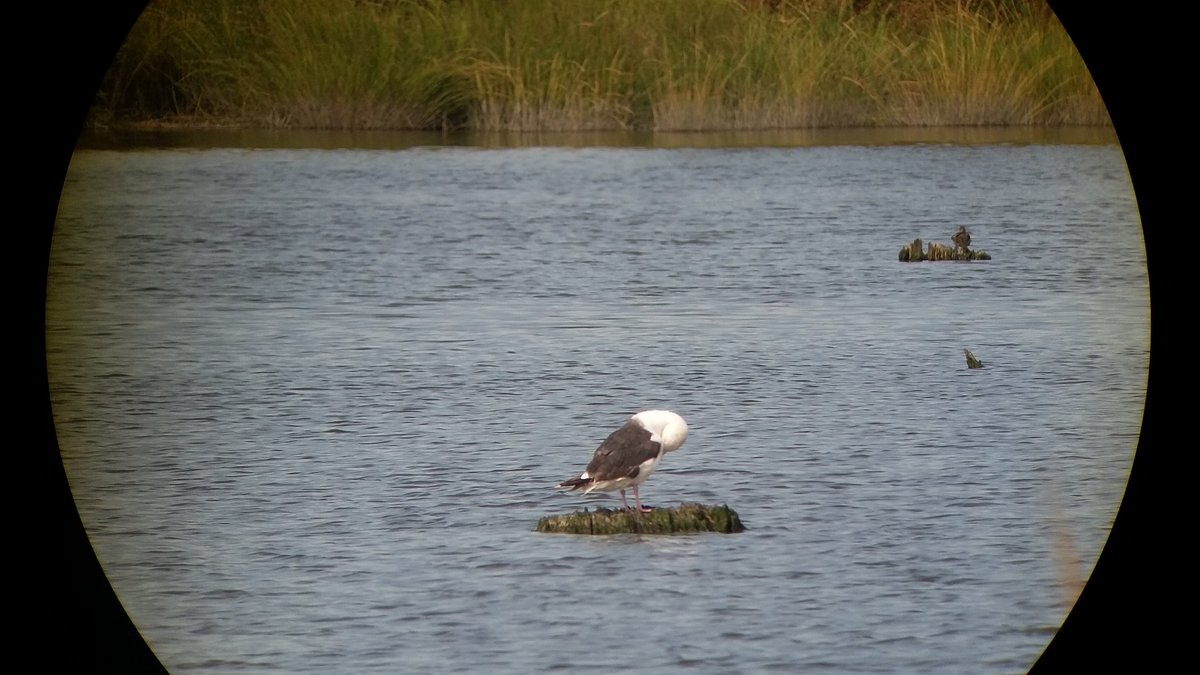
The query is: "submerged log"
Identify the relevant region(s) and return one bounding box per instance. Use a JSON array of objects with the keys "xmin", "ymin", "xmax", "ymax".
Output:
[
  {"xmin": 536, "ymin": 502, "xmax": 745, "ymax": 535},
  {"xmin": 898, "ymin": 238, "xmax": 991, "ymax": 262},
  {"xmin": 965, "ymin": 349, "xmax": 983, "ymax": 369}
]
